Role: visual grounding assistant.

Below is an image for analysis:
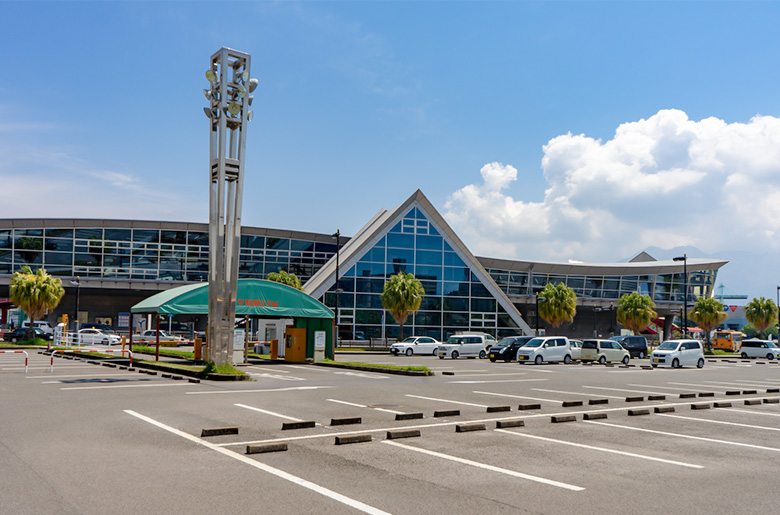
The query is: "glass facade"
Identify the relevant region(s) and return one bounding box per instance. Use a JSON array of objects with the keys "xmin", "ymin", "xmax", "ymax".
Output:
[
  {"xmin": 320, "ymin": 207, "xmax": 521, "ymax": 341},
  {"xmin": 487, "ymin": 268, "xmax": 717, "ymax": 304},
  {"xmin": 0, "ymin": 227, "xmax": 335, "ymax": 283}
]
